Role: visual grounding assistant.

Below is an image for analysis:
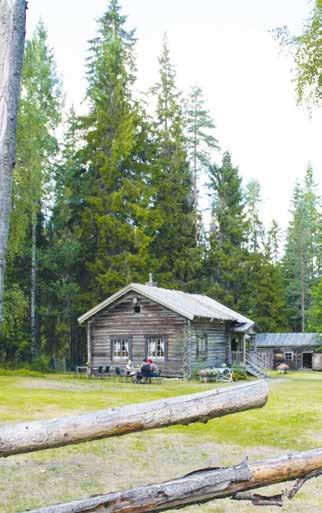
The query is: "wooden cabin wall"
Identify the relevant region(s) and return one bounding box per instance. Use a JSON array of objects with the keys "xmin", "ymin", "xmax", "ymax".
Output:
[
  {"xmin": 189, "ymin": 319, "xmax": 228, "ymax": 372},
  {"xmin": 89, "ymin": 292, "xmax": 186, "ymax": 377}
]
